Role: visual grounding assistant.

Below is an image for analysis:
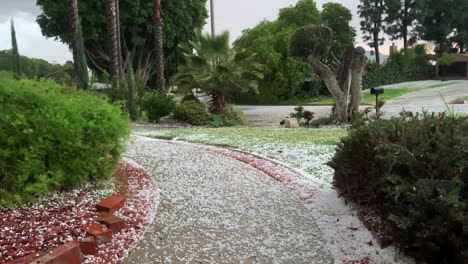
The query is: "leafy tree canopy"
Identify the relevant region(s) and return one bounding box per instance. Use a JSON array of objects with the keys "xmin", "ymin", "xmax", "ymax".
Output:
[
  {"xmin": 36, "ymin": 0, "xmax": 208, "ymax": 79},
  {"xmin": 234, "ymin": 0, "xmax": 355, "ymax": 104},
  {"xmin": 415, "ymin": 0, "xmax": 468, "ymax": 53}
]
